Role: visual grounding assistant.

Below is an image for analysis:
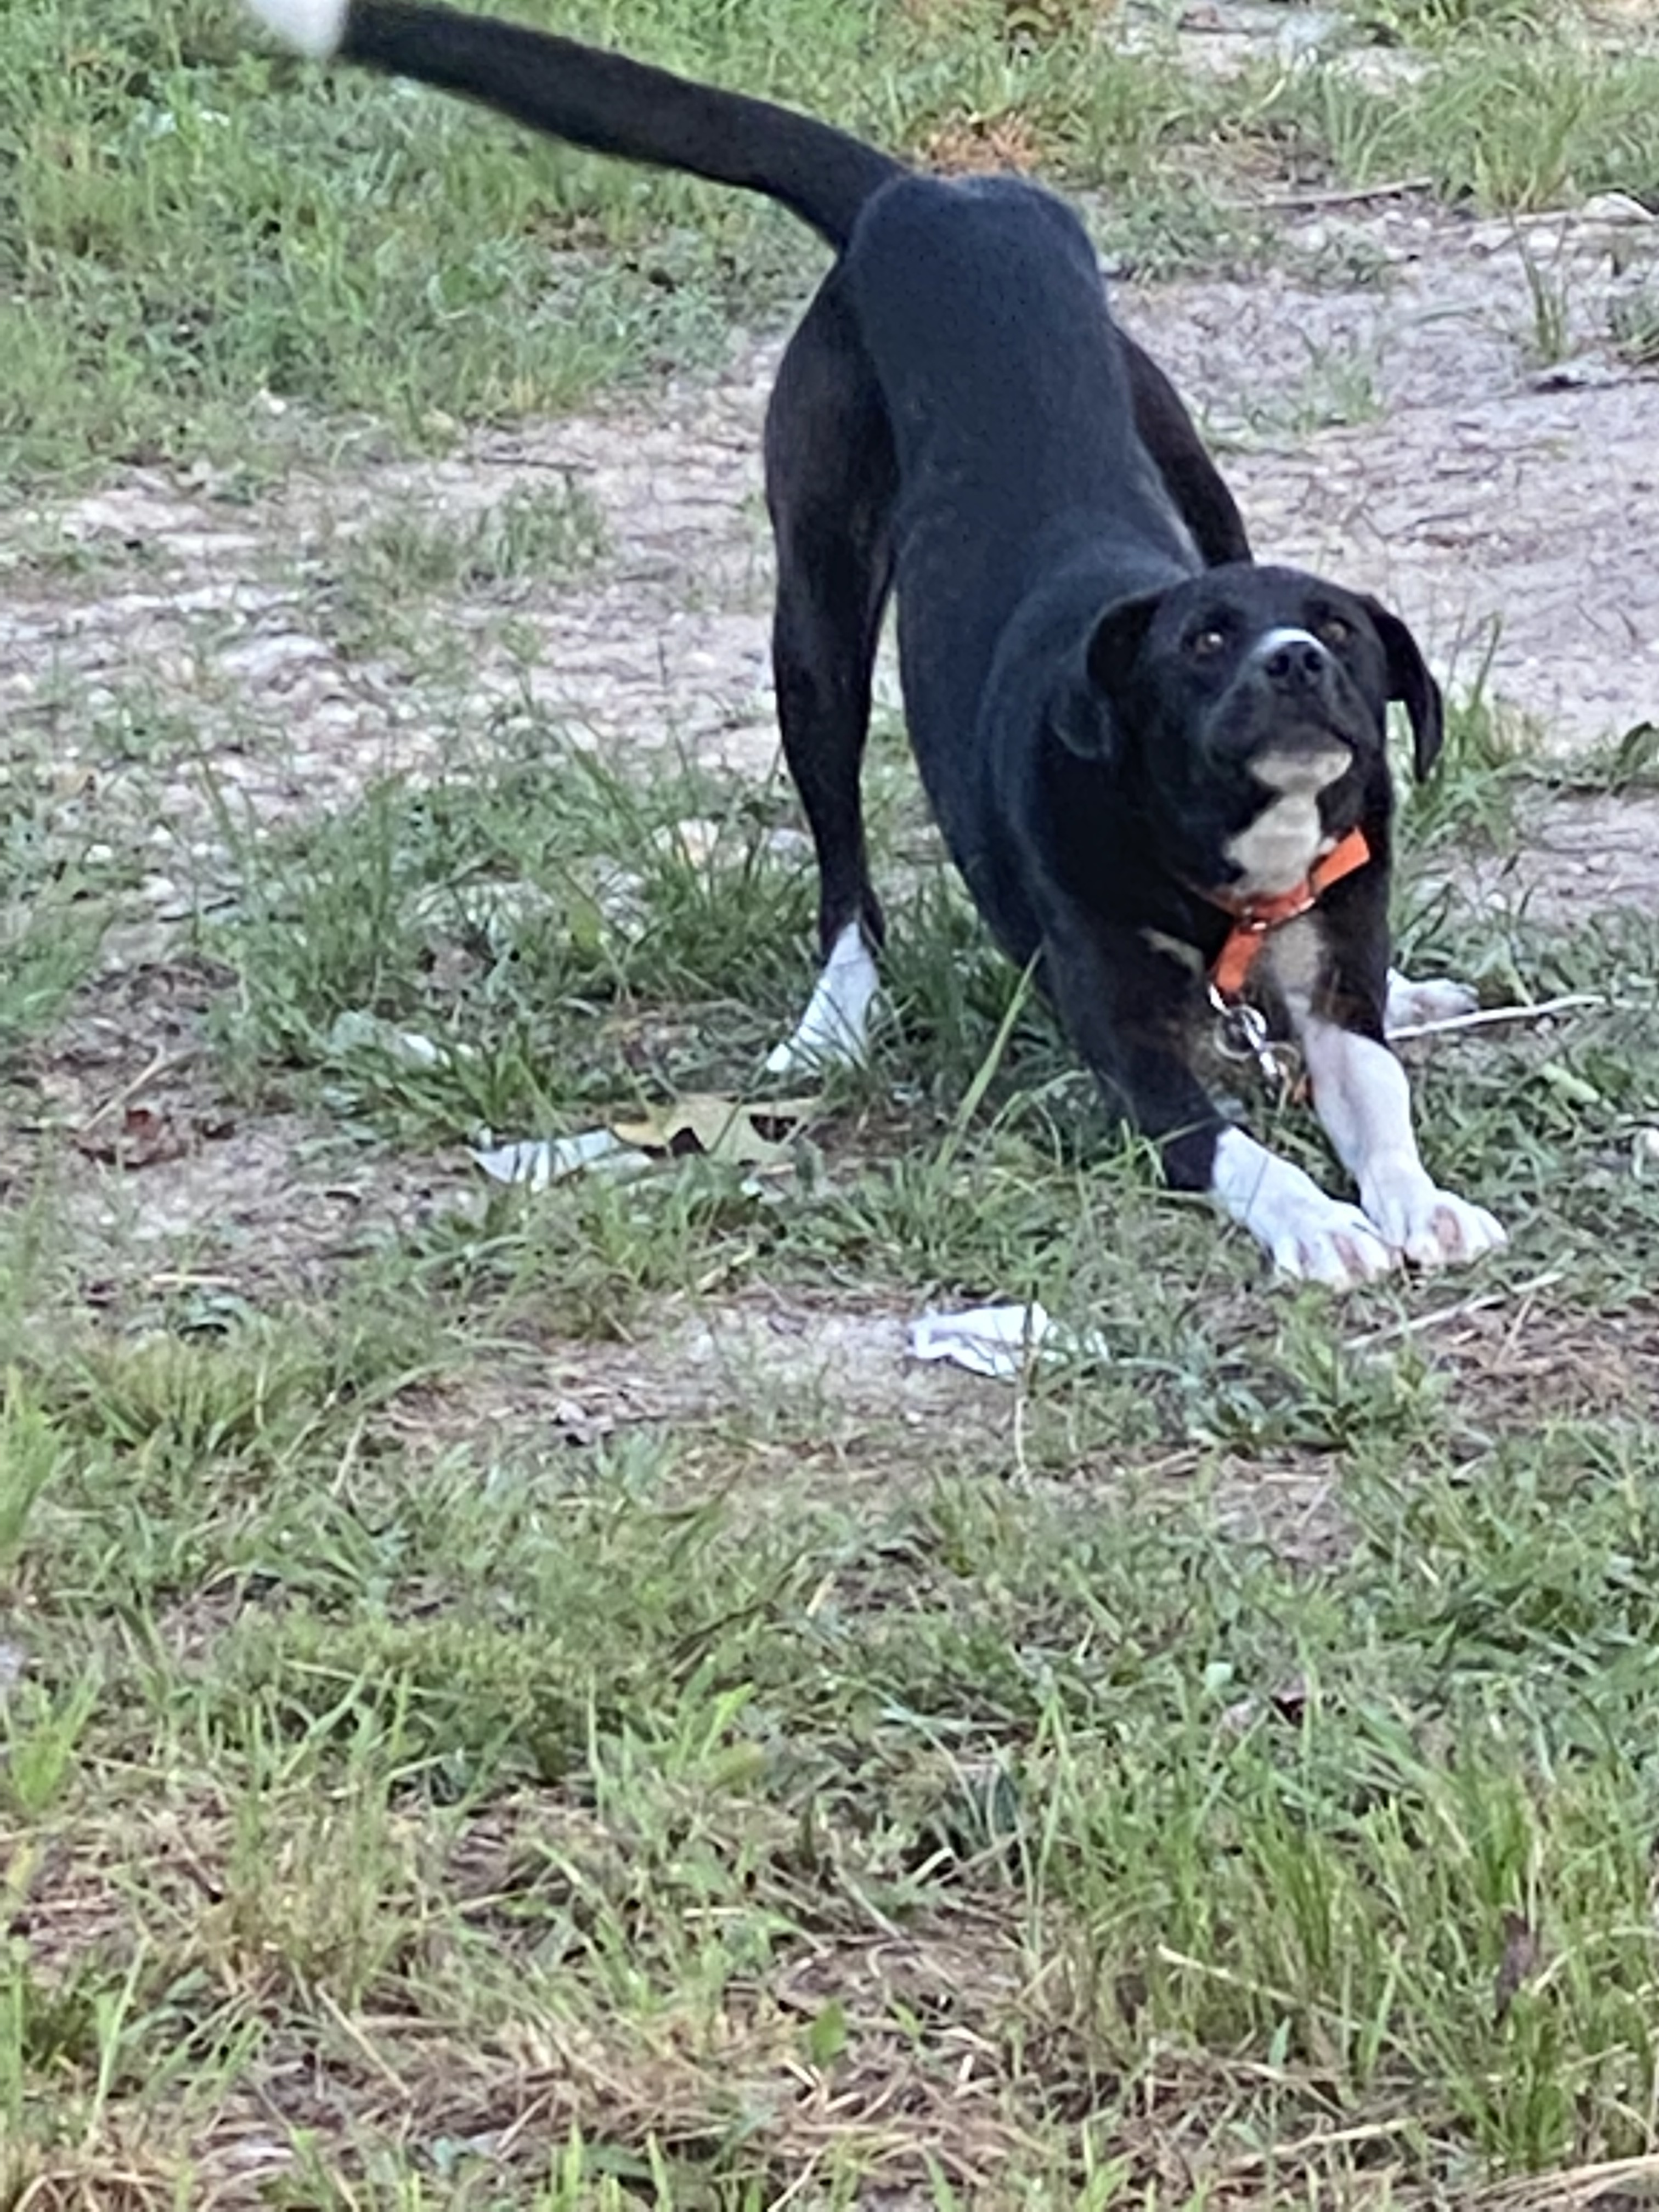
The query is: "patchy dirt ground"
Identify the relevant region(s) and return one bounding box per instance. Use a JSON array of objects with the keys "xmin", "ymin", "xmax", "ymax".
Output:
[
  {"xmin": 5, "ymin": 194, "xmax": 1658, "ymax": 1468},
  {"xmin": 9, "ymin": 204, "xmax": 1658, "ymax": 822}
]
